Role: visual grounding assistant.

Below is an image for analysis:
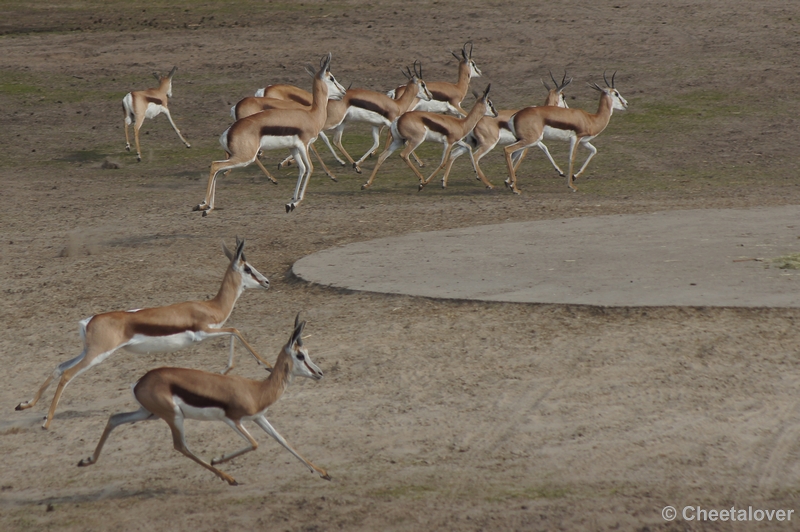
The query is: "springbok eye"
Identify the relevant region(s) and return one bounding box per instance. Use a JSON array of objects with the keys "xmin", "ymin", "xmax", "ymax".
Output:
[
  {"xmin": 297, "ymin": 353, "xmax": 305, "ymax": 361},
  {"xmin": 244, "ymin": 266, "xmax": 252, "ymax": 274}
]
